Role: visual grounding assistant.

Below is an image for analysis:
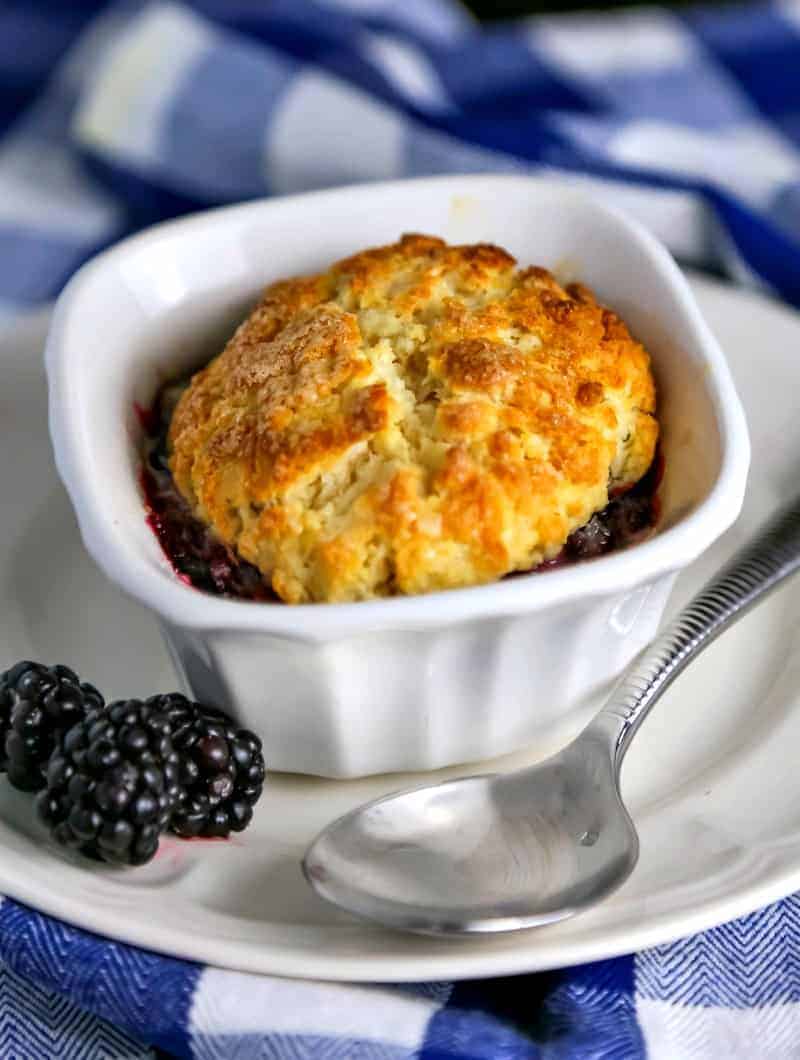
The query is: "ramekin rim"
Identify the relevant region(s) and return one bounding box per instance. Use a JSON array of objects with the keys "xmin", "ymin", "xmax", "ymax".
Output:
[{"xmin": 46, "ymin": 174, "xmax": 751, "ymax": 642}]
